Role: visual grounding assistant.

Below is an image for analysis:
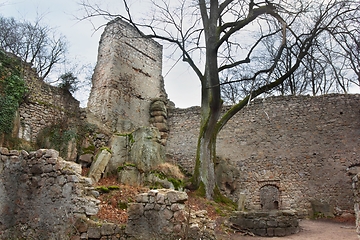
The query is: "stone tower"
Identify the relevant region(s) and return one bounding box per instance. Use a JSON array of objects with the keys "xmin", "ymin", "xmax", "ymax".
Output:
[{"xmin": 87, "ymin": 18, "xmax": 166, "ymax": 133}]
